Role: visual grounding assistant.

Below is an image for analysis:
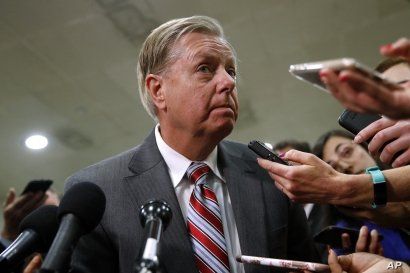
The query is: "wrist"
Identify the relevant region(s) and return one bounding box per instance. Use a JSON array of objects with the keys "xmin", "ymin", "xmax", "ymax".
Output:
[
  {"xmin": 366, "ymin": 166, "xmax": 387, "ymax": 208},
  {"xmin": 336, "ymin": 173, "xmax": 373, "ymax": 206}
]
